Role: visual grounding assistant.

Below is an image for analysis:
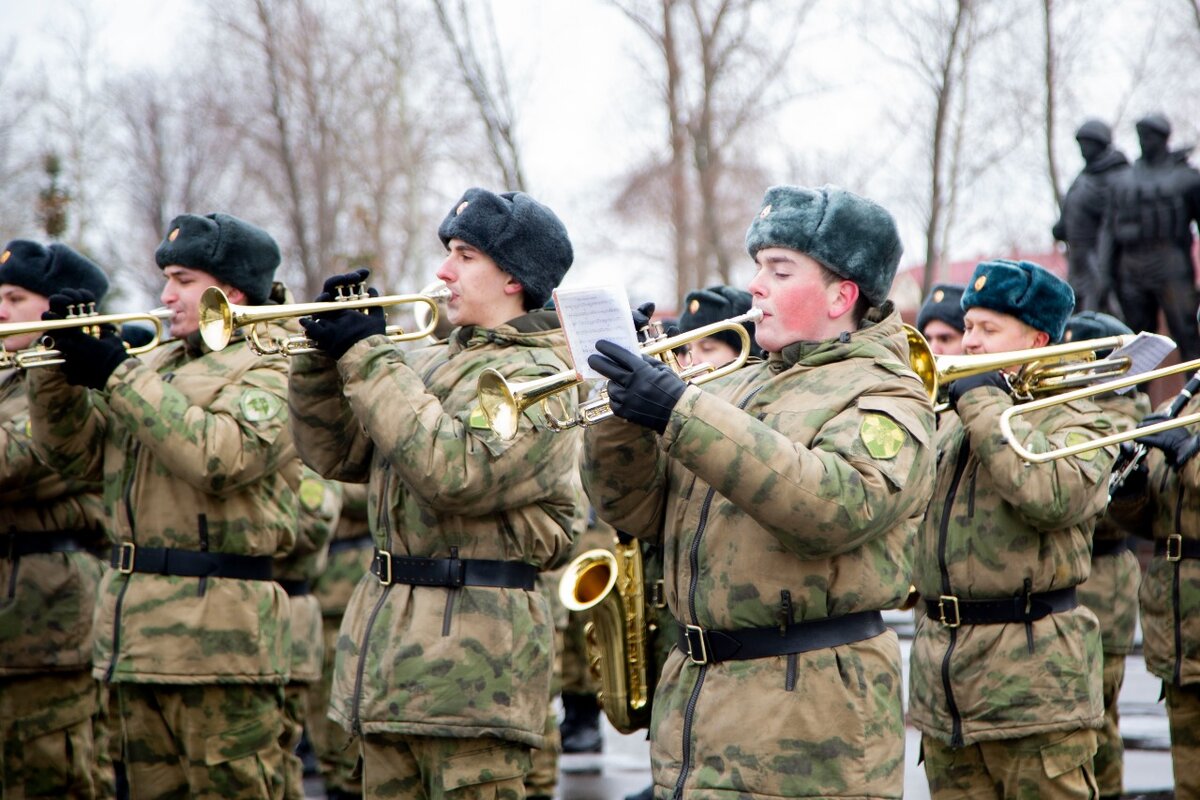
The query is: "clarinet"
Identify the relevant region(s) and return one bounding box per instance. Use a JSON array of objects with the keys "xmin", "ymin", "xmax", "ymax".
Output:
[{"xmin": 1109, "ymin": 370, "xmax": 1200, "ymax": 499}]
